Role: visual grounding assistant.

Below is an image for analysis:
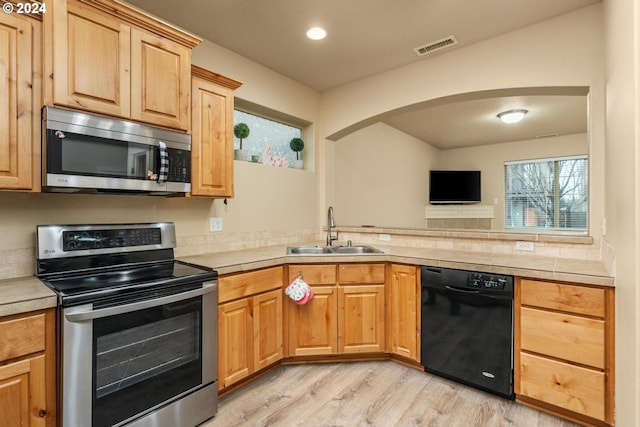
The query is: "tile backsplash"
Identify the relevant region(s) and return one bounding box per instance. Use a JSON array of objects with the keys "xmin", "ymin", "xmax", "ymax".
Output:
[{"xmin": 1, "ymin": 226, "xmax": 613, "ymax": 280}]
